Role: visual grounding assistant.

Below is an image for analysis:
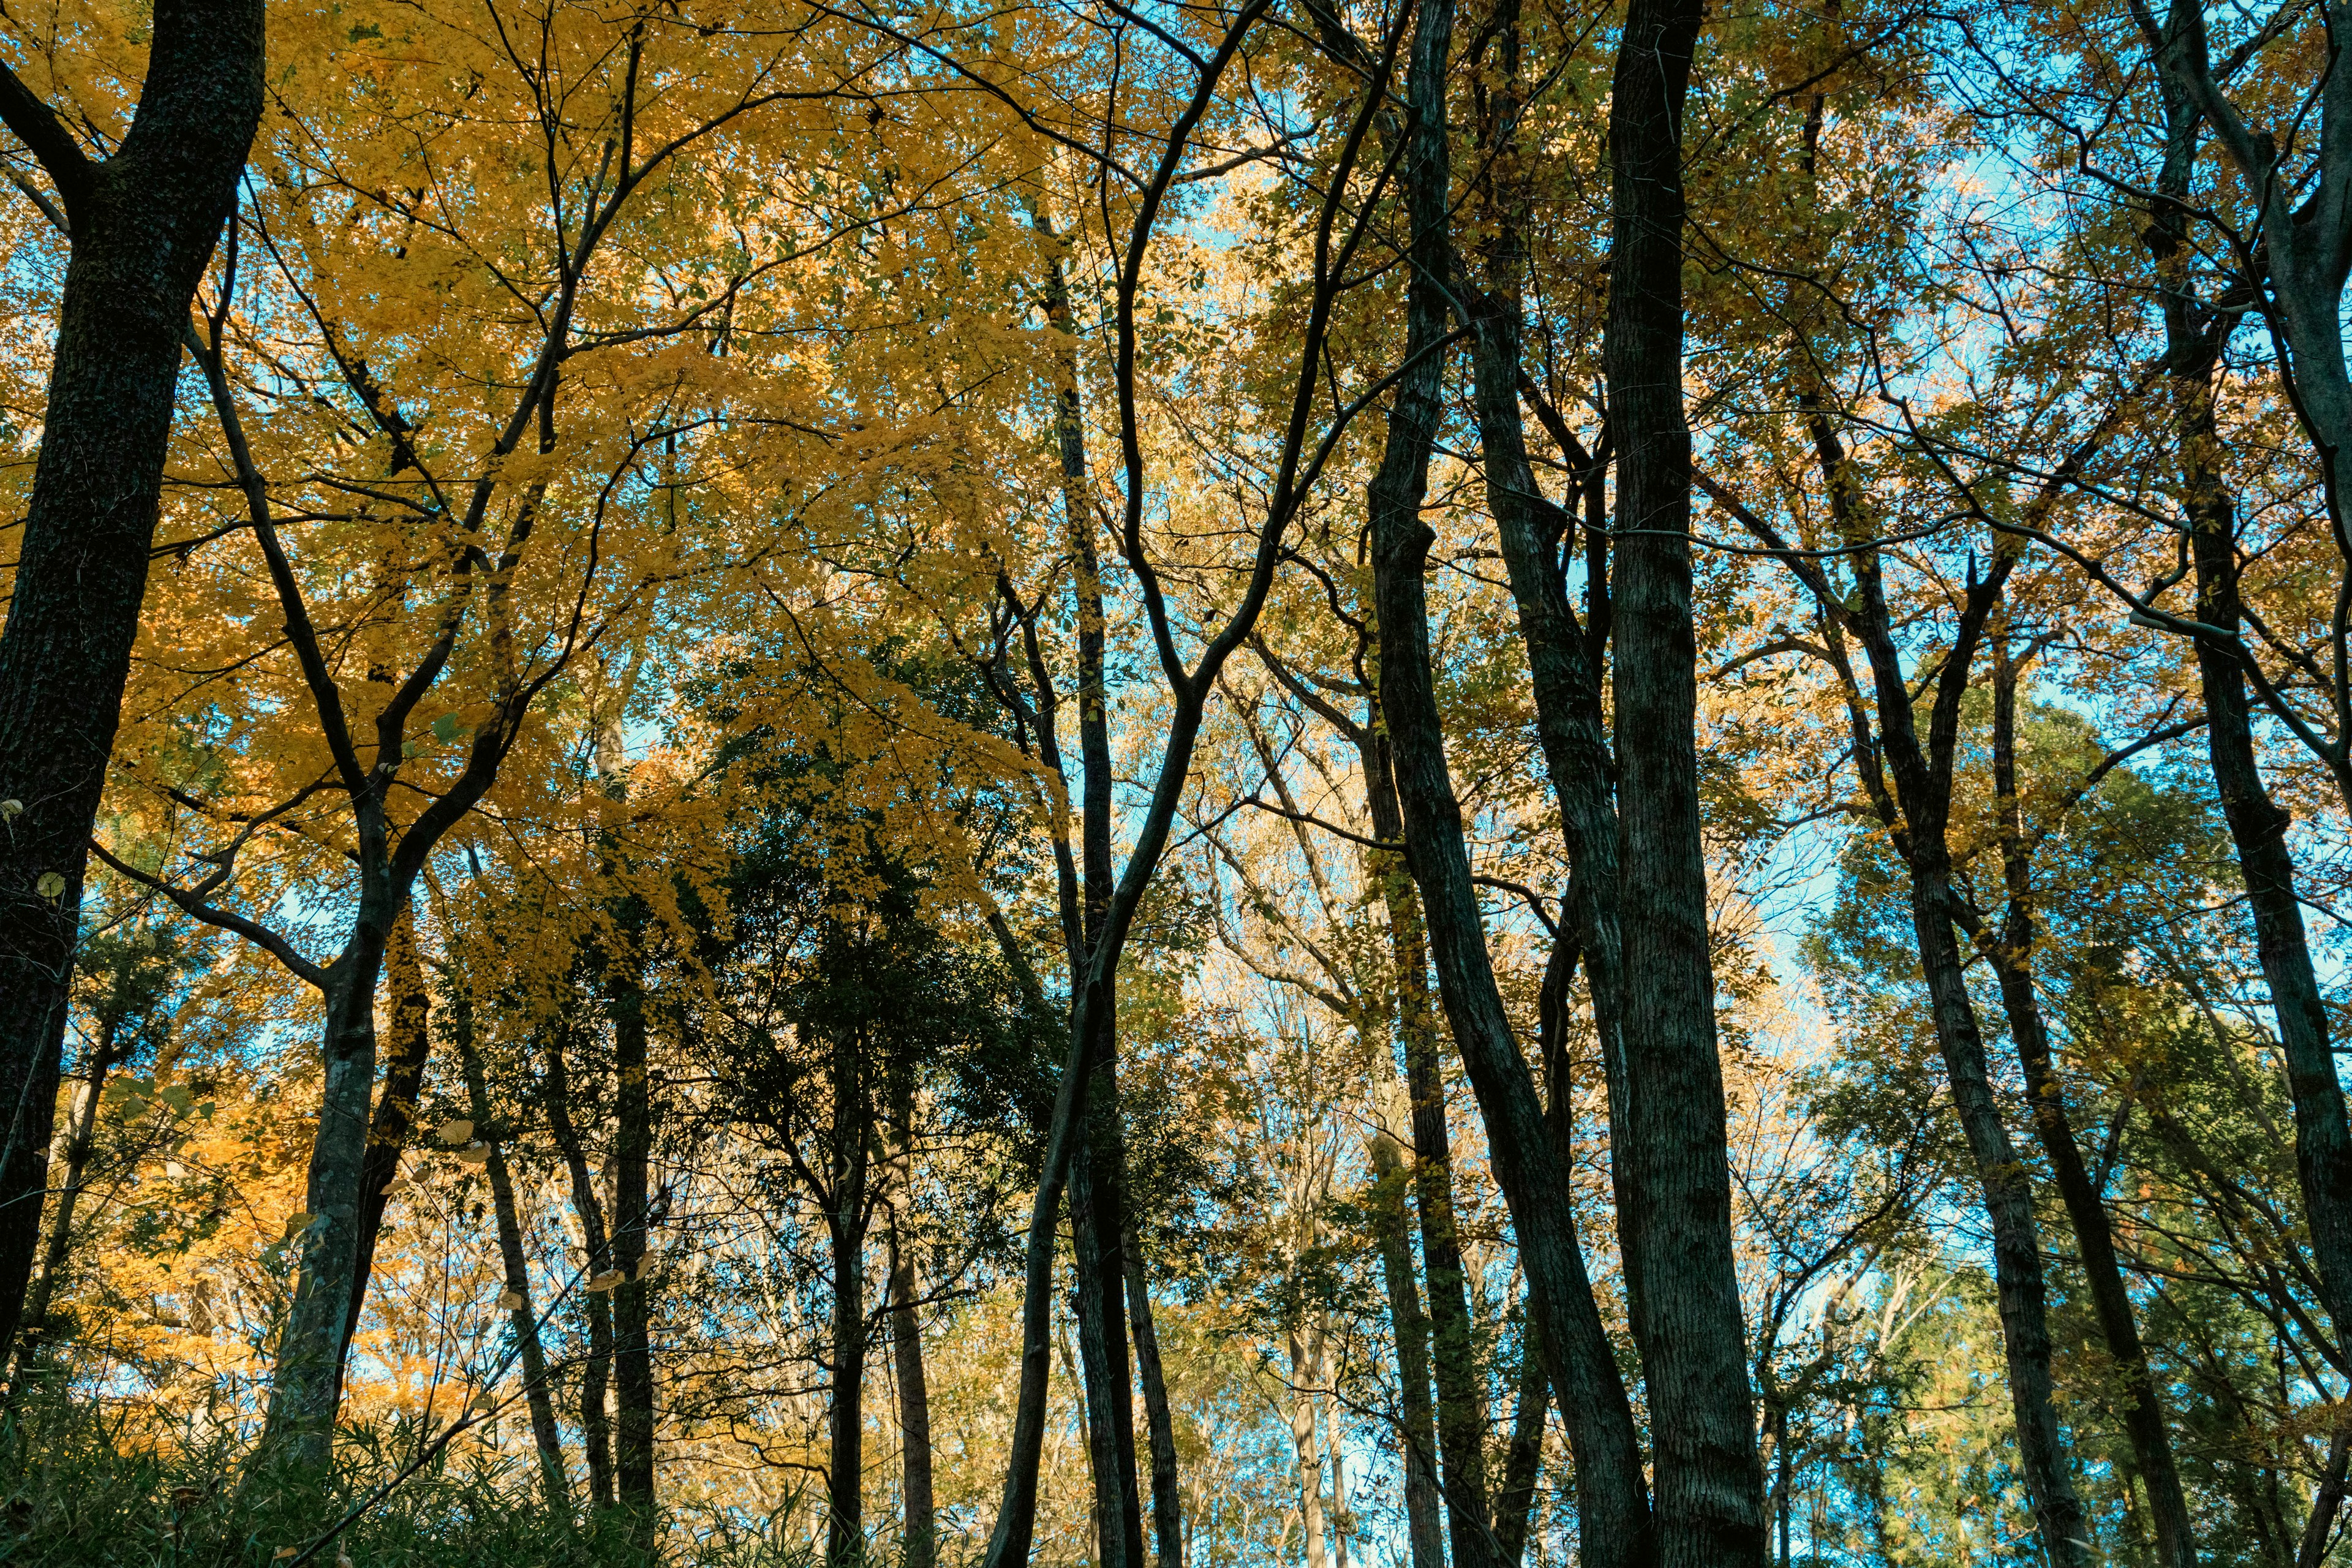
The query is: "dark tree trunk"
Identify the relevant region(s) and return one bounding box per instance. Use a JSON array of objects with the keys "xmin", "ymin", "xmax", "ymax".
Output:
[
  {"xmin": 1366, "ymin": 1123, "xmax": 1447, "ymax": 1568},
  {"xmin": 543, "ymin": 1022, "xmax": 618, "ymax": 1510},
  {"xmin": 0, "ymin": 0, "xmax": 262, "ymax": 1365},
  {"xmin": 1125, "ymin": 1233, "xmax": 1185, "ymax": 1568},
  {"xmin": 891, "ymin": 1218, "xmax": 937, "ymax": 1568},
  {"xmin": 1362, "ymin": 0, "xmax": 1651, "ymax": 1559},
  {"xmin": 1600, "ymin": 1, "xmax": 1770, "ymax": 1561},
  {"xmin": 1989, "ymin": 644, "xmax": 2196, "ymax": 1568},
  {"xmin": 2139, "ymin": 52, "xmax": 2352, "ymax": 1349},
  {"xmin": 1493, "ymin": 1313, "xmax": 1547, "ymax": 1567},
  {"xmin": 826, "ymin": 1018, "xmax": 872, "ymax": 1568},
  {"xmin": 330, "ymin": 905, "xmax": 435, "ymax": 1411},
  {"xmin": 456, "ymin": 994, "xmax": 568, "ymax": 1513},
  {"xmin": 611, "ymin": 950, "xmax": 658, "ymax": 1549},
  {"xmin": 9, "ymin": 1012, "xmax": 127, "ymax": 1392}
]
